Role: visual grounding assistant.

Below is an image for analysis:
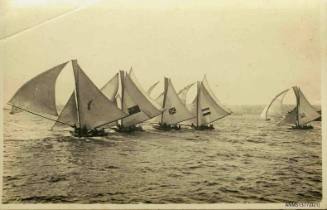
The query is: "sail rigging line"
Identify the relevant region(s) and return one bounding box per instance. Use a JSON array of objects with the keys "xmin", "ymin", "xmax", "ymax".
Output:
[
  {"xmin": 93, "ymin": 113, "xmax": 131, "ymax": 129},
  {"xmin": 207, "ymin": 112, "xmax": 231, "ymax": 125},
  {"xmin": 147, "ymin": 81, "xmax": 160, "ymax": 96},
  {"xmin": 8, "ymin": 104, "xmax": 73, "ymax": 127},
  {"xmin": 263, "ymin": 88, "xmax": 289, "ymax": 120}
]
